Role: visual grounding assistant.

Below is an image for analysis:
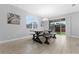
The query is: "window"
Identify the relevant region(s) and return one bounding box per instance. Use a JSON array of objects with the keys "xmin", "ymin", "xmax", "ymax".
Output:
[{"xmin": 26, "ymin": 16, "xmax": 39, "ymax": 29}]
